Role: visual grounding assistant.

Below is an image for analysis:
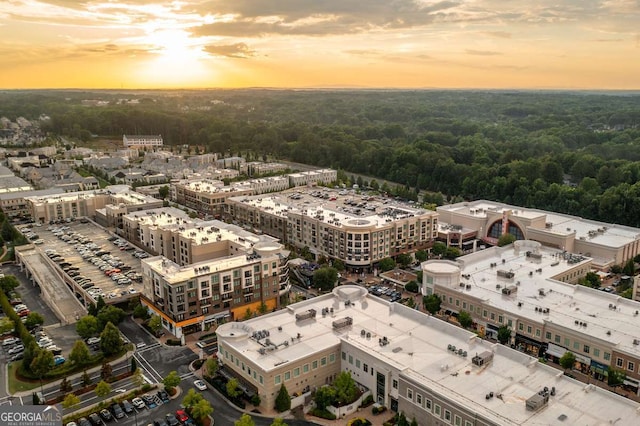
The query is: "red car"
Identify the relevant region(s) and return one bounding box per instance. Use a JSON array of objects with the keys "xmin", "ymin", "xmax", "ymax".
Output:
[
  {"xmin": 18, "ymin": 310, "xmax": 30, "ymax": 317},
  {"xmin": 175, "ymin": 409, "xmax": 191, "ymax": 424}
]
